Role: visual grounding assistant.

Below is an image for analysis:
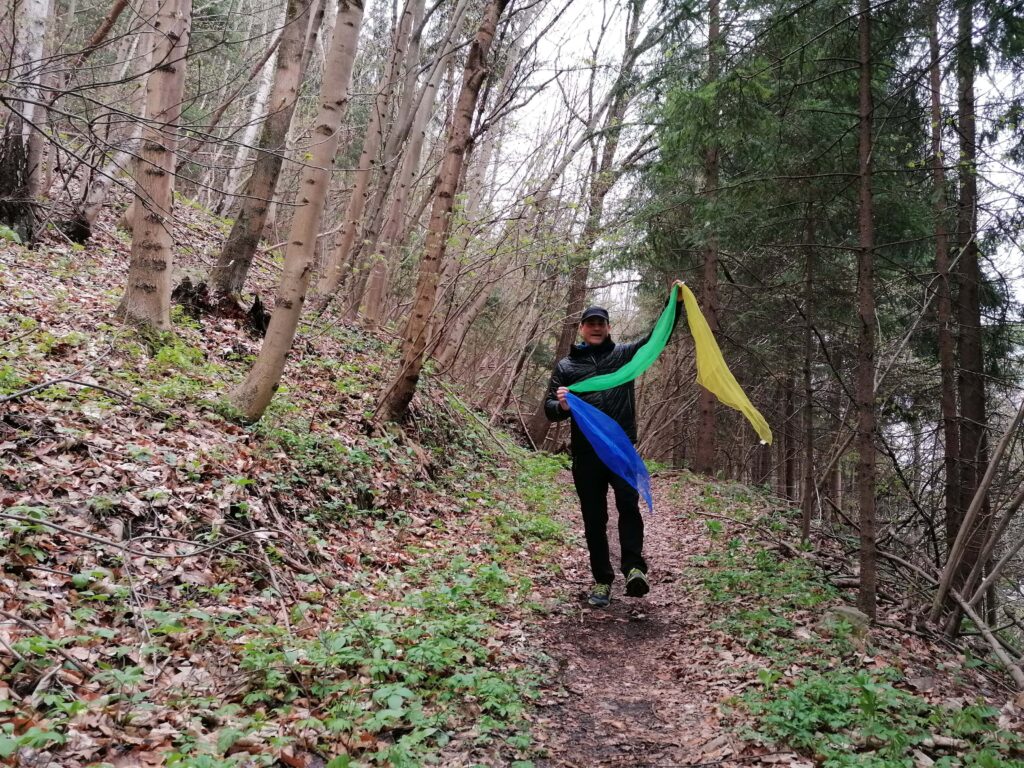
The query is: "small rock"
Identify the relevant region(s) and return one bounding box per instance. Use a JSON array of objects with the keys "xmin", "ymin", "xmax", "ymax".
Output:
[{"xmin": 820, "ymin": 605, "xmax": 870, "ymax": 640}]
